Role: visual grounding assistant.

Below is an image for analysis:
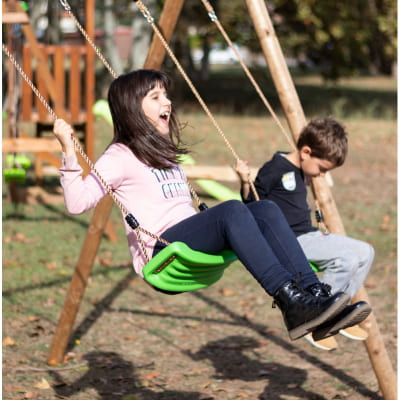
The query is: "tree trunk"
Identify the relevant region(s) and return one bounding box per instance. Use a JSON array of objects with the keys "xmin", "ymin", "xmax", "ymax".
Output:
[
  {"xmin": 200, "ymin": 33, "xmax": 210, "ymax": 81},
  {"xmin": 104, "ymin": 0, "xmax": 123, "ymax": 76},
  {"xmin": 130, "ymin": 0, "xmax": 155, "ymax": 70}
]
